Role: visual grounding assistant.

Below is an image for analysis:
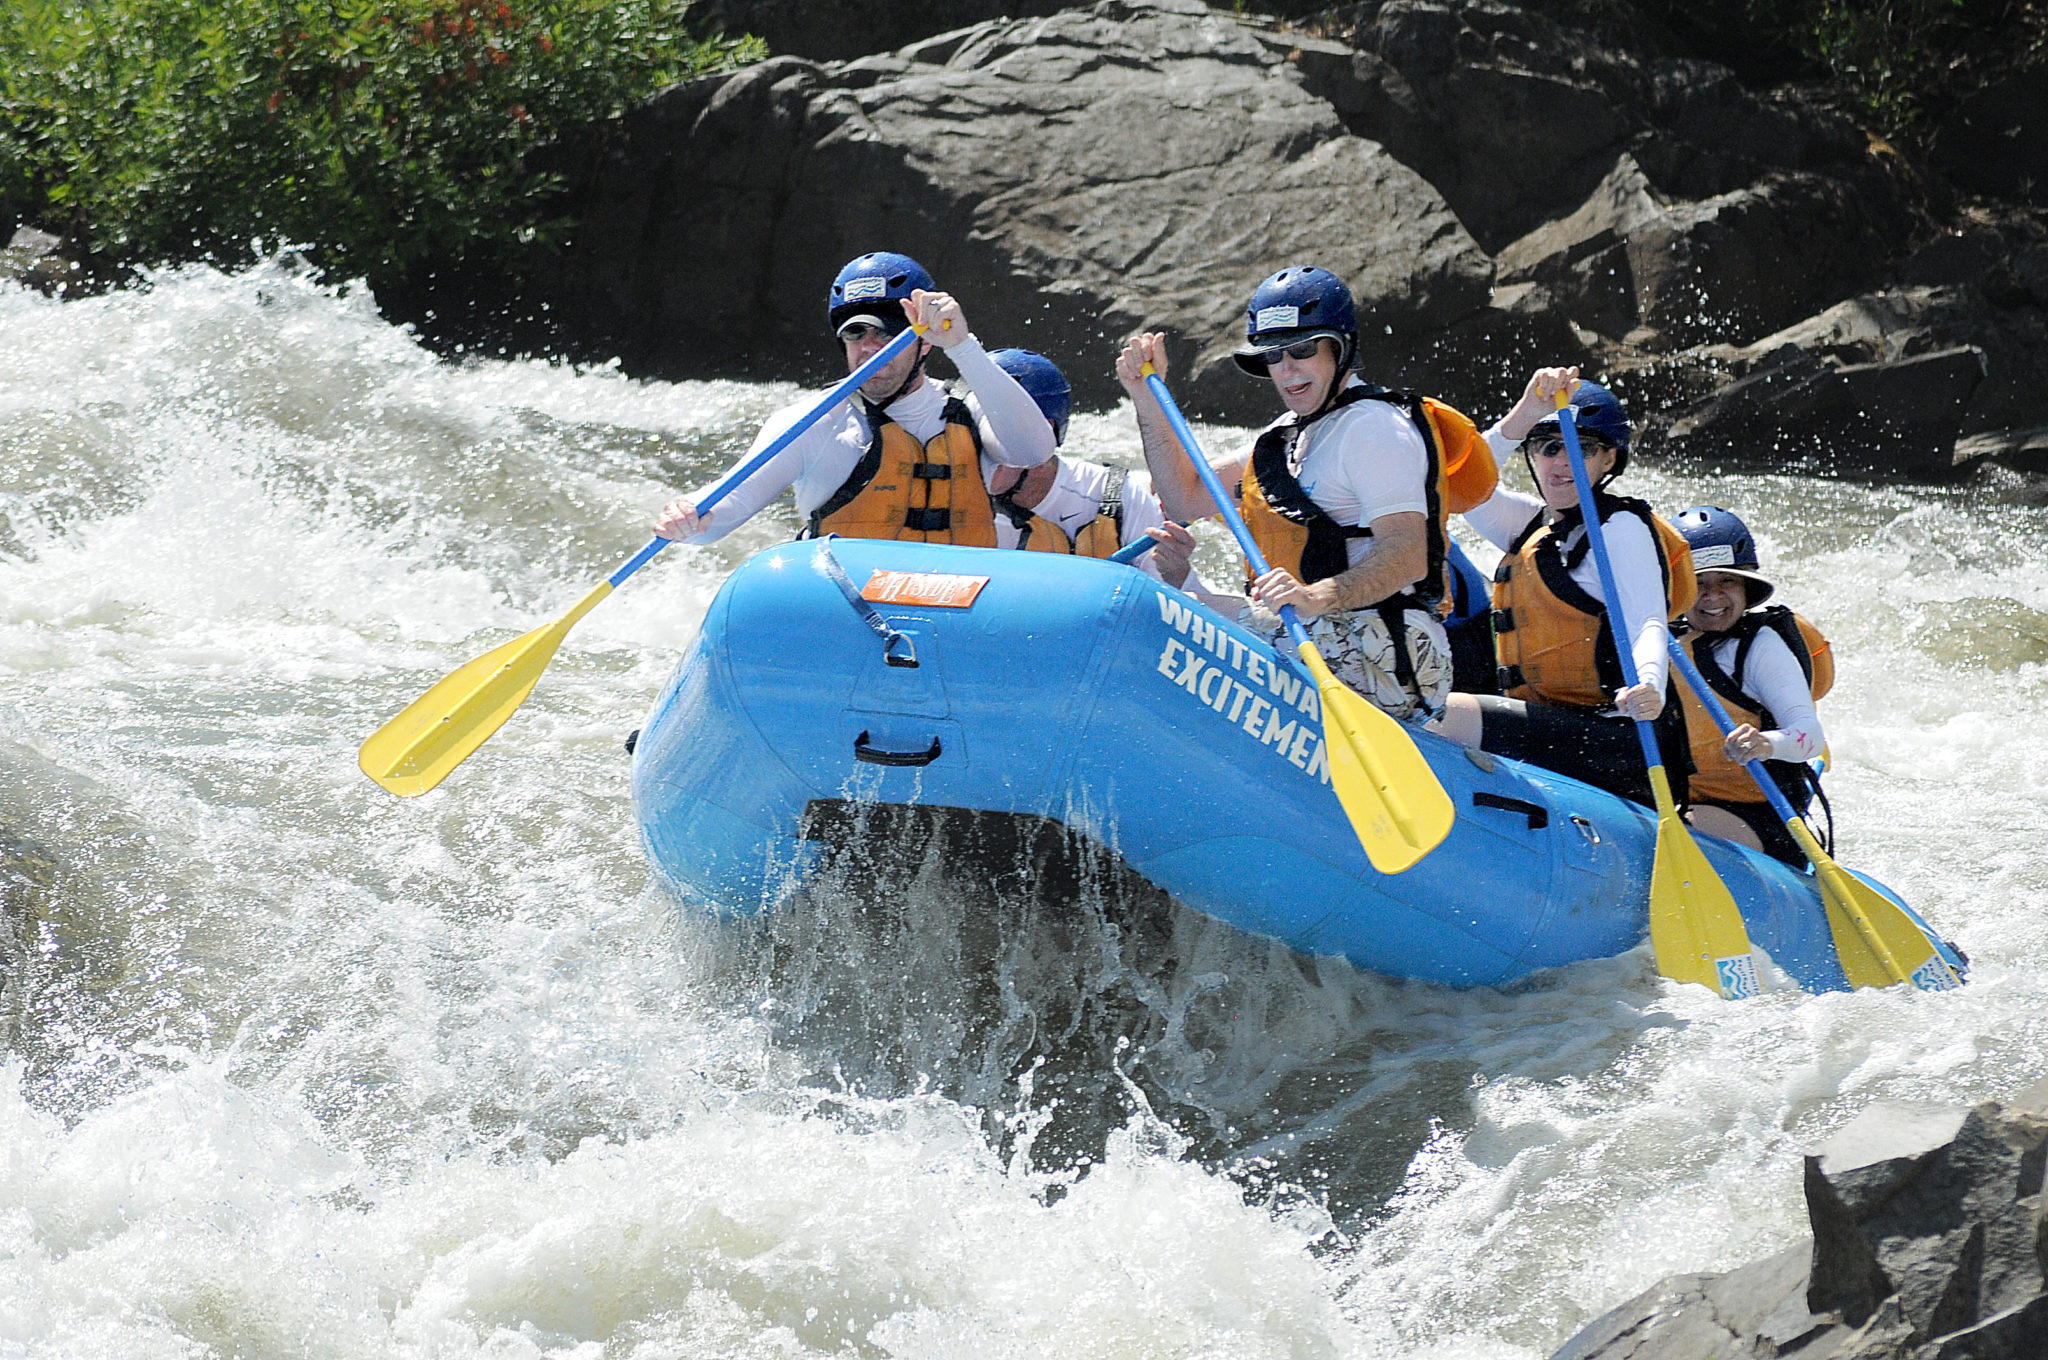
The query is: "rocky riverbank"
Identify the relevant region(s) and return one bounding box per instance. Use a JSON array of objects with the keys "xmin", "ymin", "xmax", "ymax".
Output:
[
  {"xmin": 517, "ymin": 0, "xmax": 2045, "ymax": 479},
  {"xmin": 1550, "ymin": 1082, "xmax": 2048, "ymax": 1360}
]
